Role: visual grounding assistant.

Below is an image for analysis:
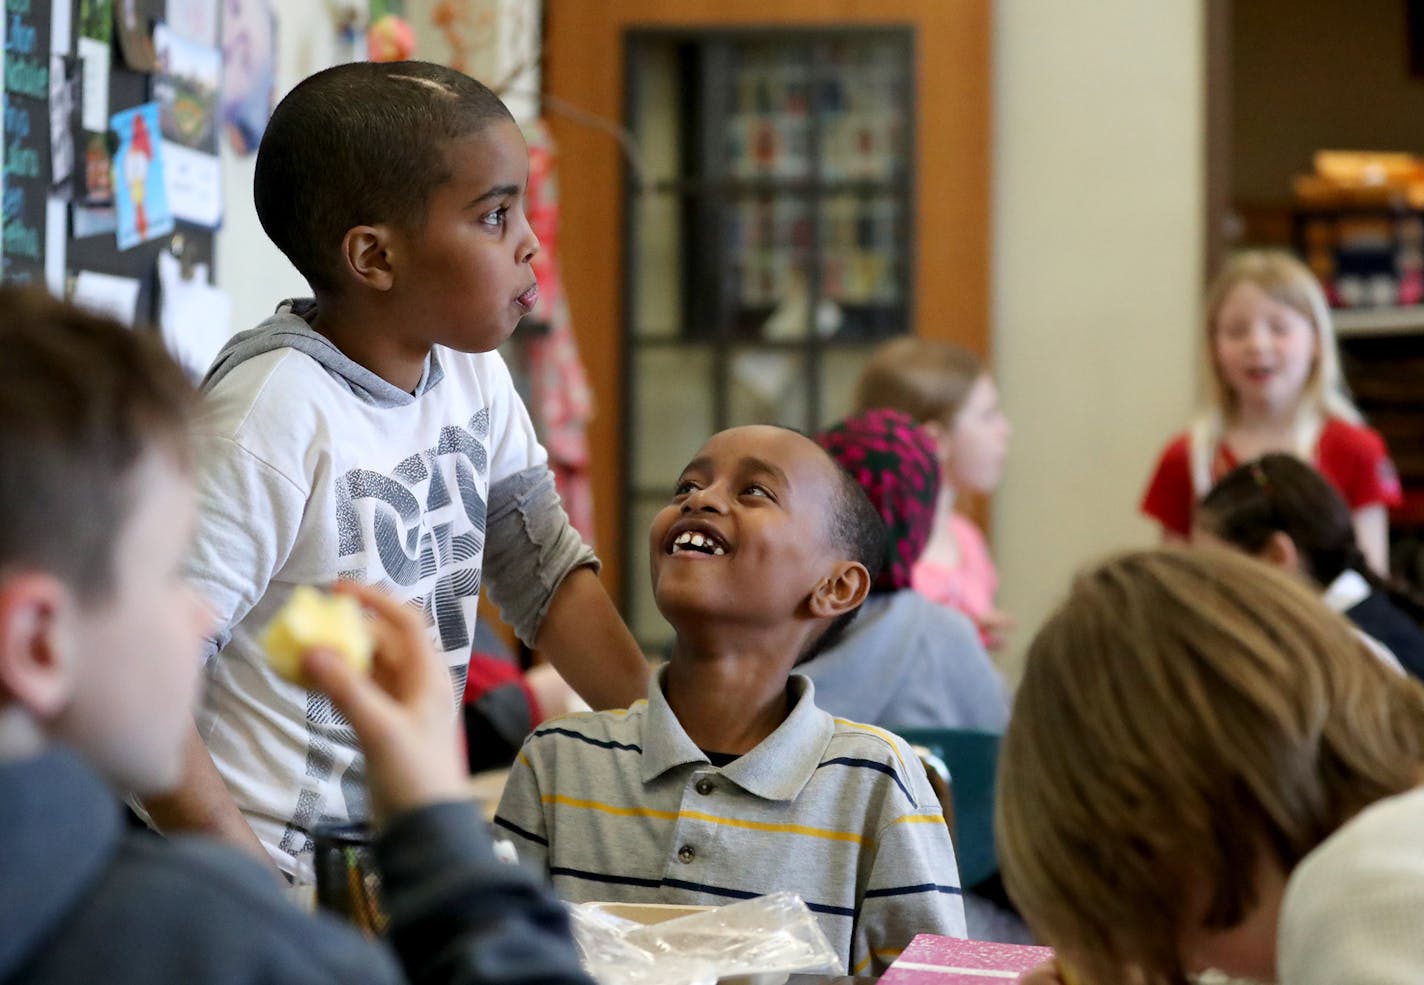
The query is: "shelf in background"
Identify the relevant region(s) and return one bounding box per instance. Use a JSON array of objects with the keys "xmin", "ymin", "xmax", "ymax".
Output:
[
  {"xmin": 1334, "ymin": 306, "xmax": 1424, "ymax": 337},
  {"xmin": 643, "ymin": 176, "xmax": 903, "ymax": 197}
]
